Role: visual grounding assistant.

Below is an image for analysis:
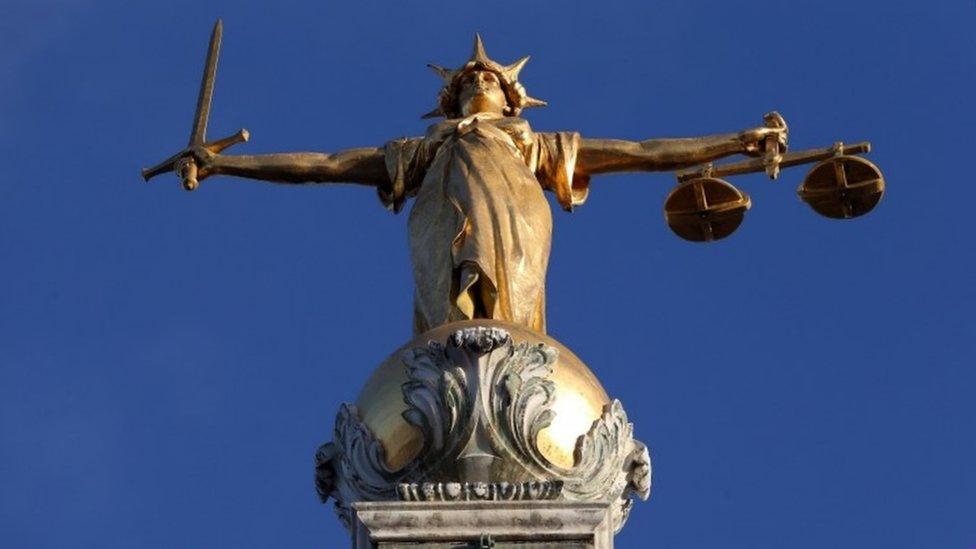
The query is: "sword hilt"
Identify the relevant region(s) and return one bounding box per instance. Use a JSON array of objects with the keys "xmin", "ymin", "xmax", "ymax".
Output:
[
  {"xmin": 141, "ymin": 20, "xmax": 243, "ymax": 193},
  {"xmin": 141, "ymin": 128, "xmax": 249, "ymax": 191}
]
